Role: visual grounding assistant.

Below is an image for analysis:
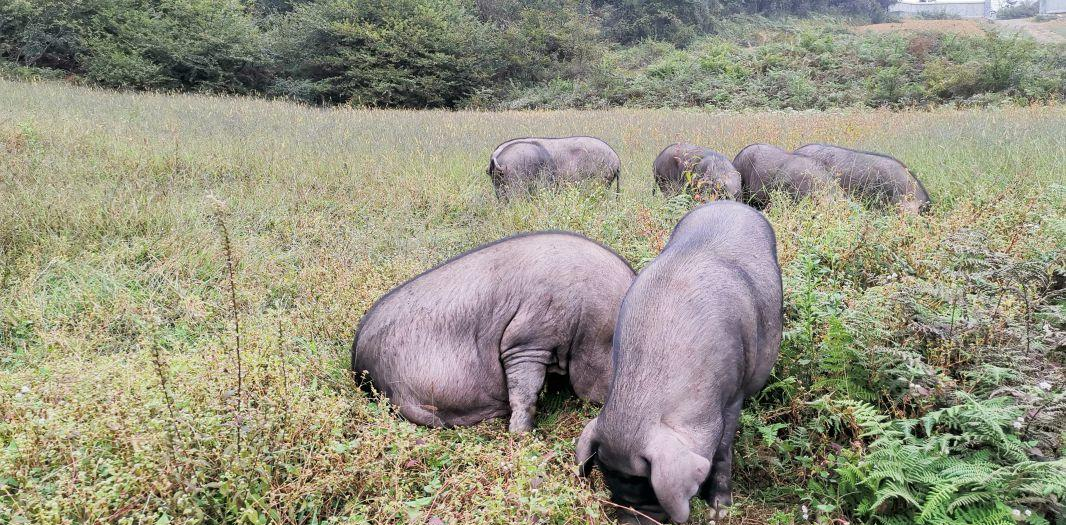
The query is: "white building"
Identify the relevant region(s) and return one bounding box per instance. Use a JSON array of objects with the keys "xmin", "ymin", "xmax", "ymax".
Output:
[
  {"xmin": 1040, "ymin": 0, "xmax": 1066, "ymax": 13},
  {"xmin": 890, "ymin": 0, "xmax": 996, "ymax": 18}
]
